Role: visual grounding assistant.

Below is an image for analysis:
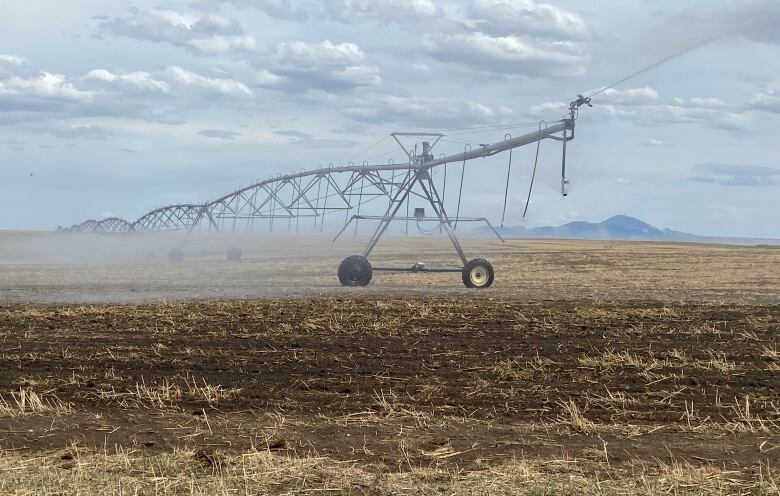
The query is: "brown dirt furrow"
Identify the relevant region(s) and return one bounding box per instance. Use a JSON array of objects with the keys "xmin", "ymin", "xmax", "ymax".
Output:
[{"xmin": 0, "ymin": 298, "xmax": 777, "ymax": 476}]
